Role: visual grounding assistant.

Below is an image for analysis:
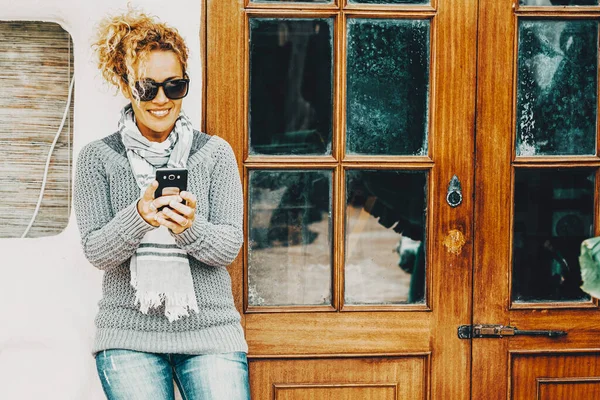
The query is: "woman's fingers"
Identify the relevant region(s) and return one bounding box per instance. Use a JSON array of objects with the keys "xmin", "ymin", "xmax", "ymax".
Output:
[
  {"xmin": 157, "ymin": 191, "xmax": 197, "ymax": 233},
  {"xmin": 138, "ymin": 181, "xmax": 160, "ymax": 226},
  {"xmin": 143, "ymin": 181, "xmax": 158, "ymax": 202},
  {"xmin": 161, "ymin": 187, "xmax": 180, "ymax": 196},
  {"xmin": 156, "ymin": 210, "xmax": 189, "ymax": 234},
  {"xmin": 167, "ymin": 199, "xmax": 194, "ymax": 218},
  {"xmin": 181, "ymin": 191, "xmax": 197, "ymax": 210},
  {"xmin": 160, "ymin": 207, "xmax": 189, "ymax": 226},
  {"xmin": 155, "ymin": 213, "xmax": 182, "ymax": 232},
  {"xmin": 141, "ymin": 189, "xmax": 196, "ymax": 233},
  {"xmin": 137, "ymin": 183, "xmax": 195, "ymax": 232},
  {"xmin": 152, "ymin": 194, "xmax": 182, "ymax": 210}
]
